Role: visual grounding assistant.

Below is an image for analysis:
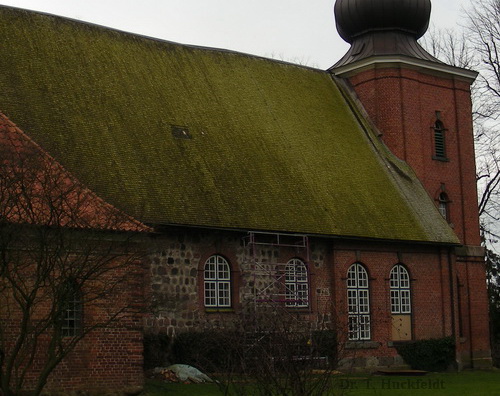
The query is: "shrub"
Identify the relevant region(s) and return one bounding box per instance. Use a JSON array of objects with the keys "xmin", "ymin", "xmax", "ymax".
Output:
[
  {"xmin": 395, "ymin": 336, "xmax": 455, "ymax": 372},
  {"xmin": 143, "ymin": 332, "xmax": 170, "ymax": 369},
  {"xmin": 311, "ymin": 330, "xmax": 338, "ymax": 367},
  {"xmin": 171, "ymin": 330, "xmax": 236, "ymax": 372}
]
